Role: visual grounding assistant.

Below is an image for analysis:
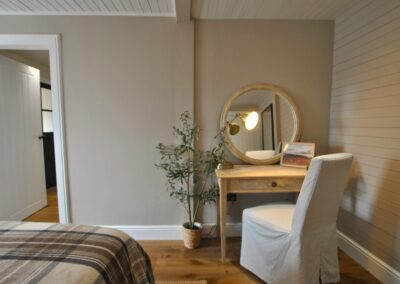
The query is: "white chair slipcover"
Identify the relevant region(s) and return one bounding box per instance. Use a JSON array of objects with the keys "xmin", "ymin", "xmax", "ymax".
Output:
[{"xmin": 240, "ymin": 153, "xmax": 353, "ymax": 284}]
